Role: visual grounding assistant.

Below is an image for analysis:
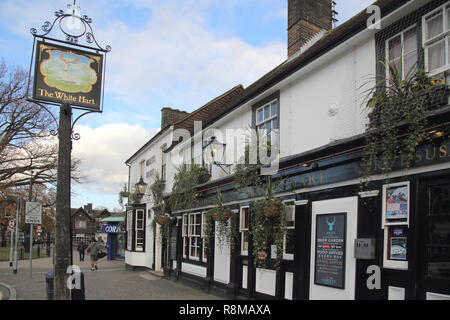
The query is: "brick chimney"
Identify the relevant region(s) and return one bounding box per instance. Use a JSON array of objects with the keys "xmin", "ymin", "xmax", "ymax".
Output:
[
  {"xmin": 287, "ymin": 0, "xmax": 333, "ymax": 58},
  {"xmin": 161, "ymin": 107, "xmax": 189, "ymax": 129},
  {"xmin": 84, "ymin": 203, "xmax": 93, "ymax": 215}
]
